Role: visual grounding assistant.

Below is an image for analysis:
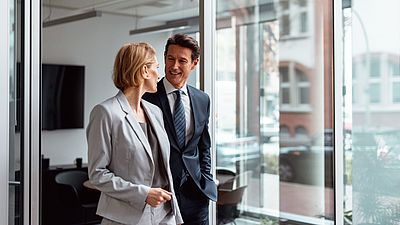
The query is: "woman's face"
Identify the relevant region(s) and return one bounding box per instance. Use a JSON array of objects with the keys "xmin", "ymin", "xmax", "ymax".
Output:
[{"xmin": 143, "ymin": 57, "xmax": 160, "ymax": 93}]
